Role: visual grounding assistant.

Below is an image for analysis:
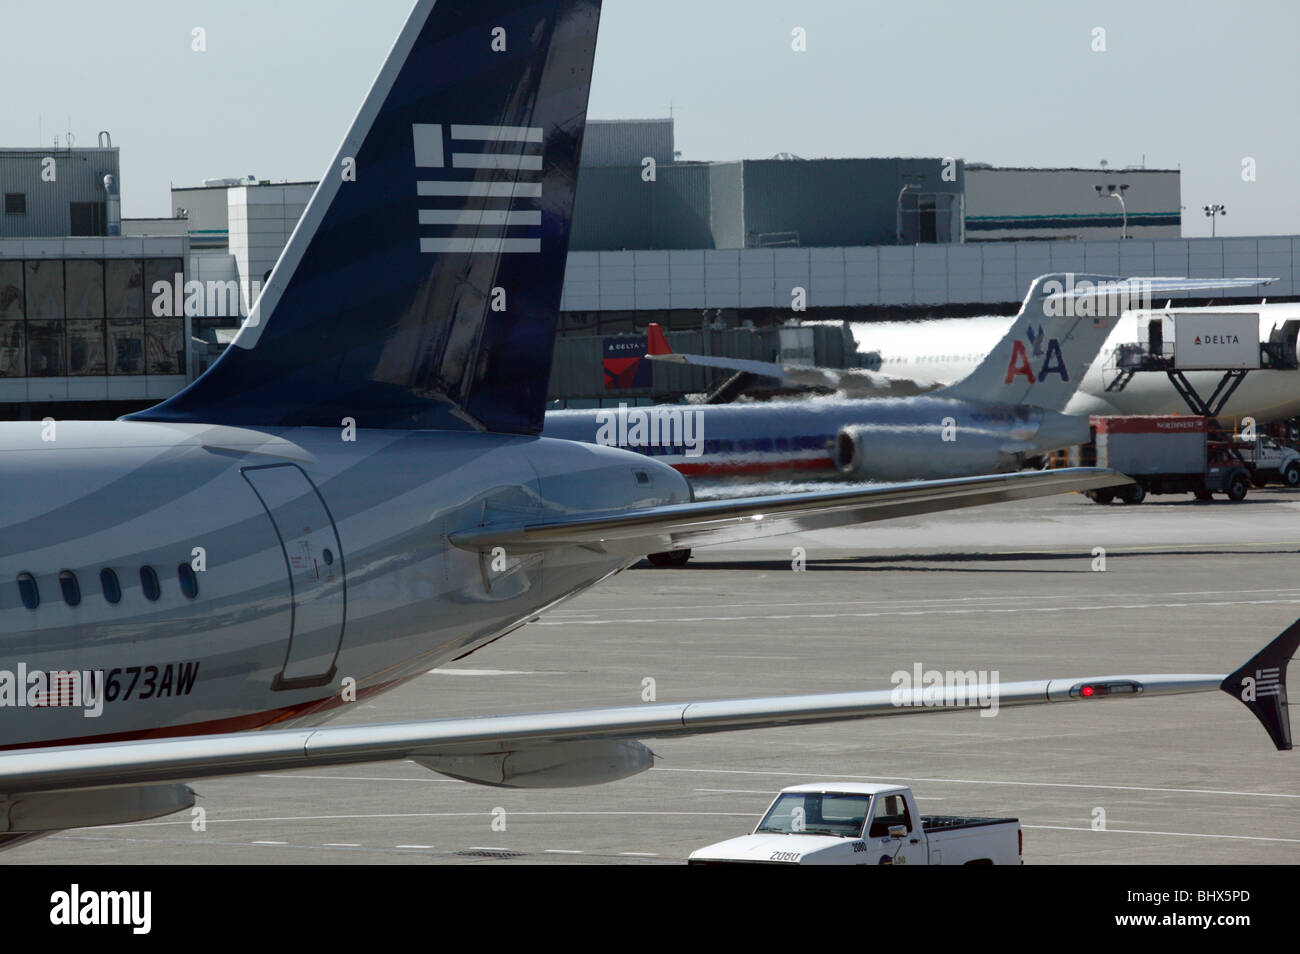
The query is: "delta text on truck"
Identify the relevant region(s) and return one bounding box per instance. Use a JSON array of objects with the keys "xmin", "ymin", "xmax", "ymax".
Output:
[{"xmin": 687, "ymin": 783, "xmax": 1023, "ymax": 865}]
